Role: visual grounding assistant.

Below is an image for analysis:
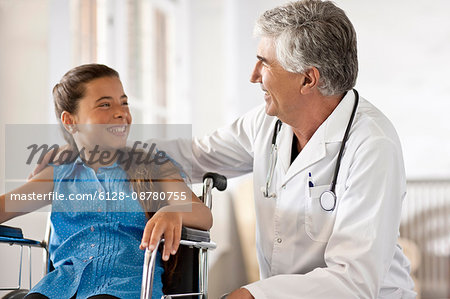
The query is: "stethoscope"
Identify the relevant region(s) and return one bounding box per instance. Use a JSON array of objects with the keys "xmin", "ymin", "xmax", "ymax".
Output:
[{"xmin": 261, "ymin": 89, "xmax": 359, "ymax": 212}]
